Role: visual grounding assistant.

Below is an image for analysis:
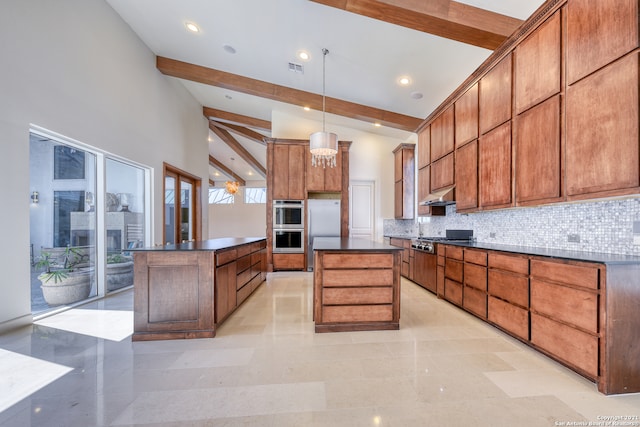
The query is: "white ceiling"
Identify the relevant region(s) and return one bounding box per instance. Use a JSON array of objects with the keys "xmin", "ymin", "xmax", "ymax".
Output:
[{"xmin": 105, "ymin": 0, "xmax": 545, "ymax": 183}]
